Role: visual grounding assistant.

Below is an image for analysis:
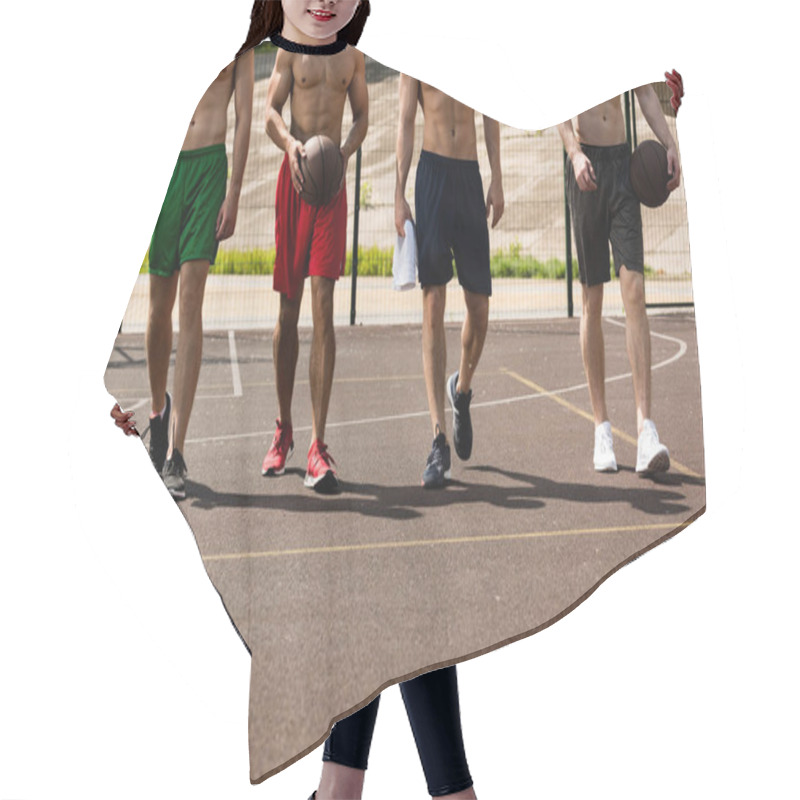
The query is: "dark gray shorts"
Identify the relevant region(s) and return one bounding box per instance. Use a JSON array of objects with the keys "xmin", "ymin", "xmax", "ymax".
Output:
[
  {"xmin": 567, "ymin": 143, "xmax": 643, "ymax": 287},
  {"xmin": 415, "ymin": 150, "xmax": 492, "ymax": 296}
]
